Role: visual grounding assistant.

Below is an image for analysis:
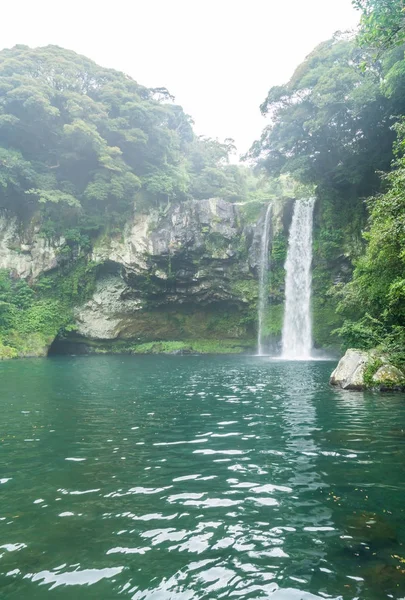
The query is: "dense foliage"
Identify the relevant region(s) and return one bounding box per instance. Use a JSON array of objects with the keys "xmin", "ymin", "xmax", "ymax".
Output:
[
  {"xmin": 354, "ymin": 0, "xmax": 405, "ymax": 50},
  {"xmin": 333, "ymin": 0, "xmax": 405, "ymax": 363},
  {"xmin": 250, "ymin": 35, "xmax": 405, "ymax": 232},
  {"xmin": 251, "ymin": 1, "xmax": 405, "ymax": 364},
  {"xmin": 0, "ymin": 45, "xmax": 251, "ymax": 239},
  {"xmin": 0, "ymin": 261, "xmax": 98, "ymax": 358},
  {"xmin": 335, "ymin": 102, "xmax": 405, "ymax": 363},
  {"xmin": 0, "ymin": 45, "xmax": 287, "ymax": 359}
]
